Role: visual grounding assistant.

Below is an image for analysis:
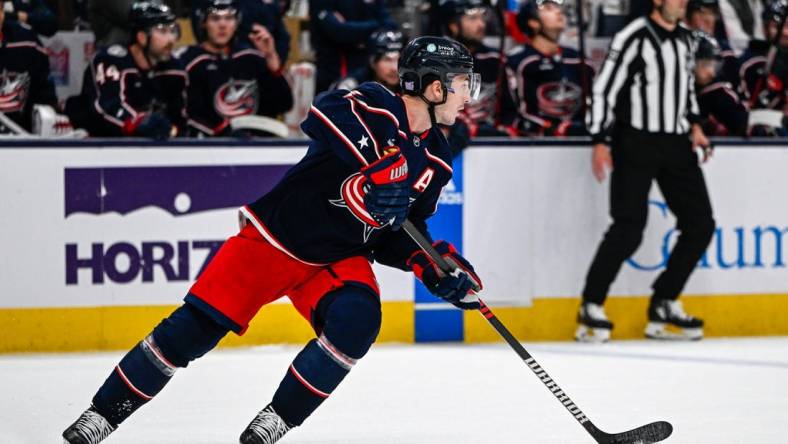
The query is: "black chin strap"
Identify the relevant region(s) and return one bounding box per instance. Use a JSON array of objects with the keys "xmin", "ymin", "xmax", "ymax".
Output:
[{"xmin": 418, "ymin": 86, "xmax": 448, "ymax": 127}]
